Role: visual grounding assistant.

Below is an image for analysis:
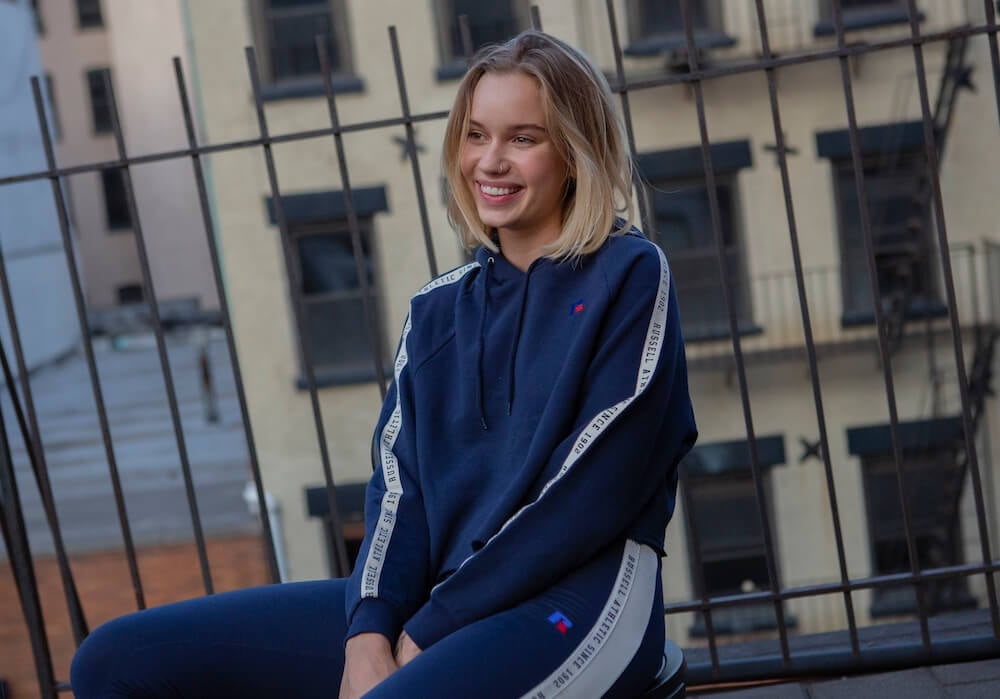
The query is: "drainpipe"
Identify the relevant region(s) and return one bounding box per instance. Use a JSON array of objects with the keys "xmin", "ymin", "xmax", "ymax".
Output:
[{"xmin": 242, "ymin": 482, "xmax": 289, "ymax": 582}]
